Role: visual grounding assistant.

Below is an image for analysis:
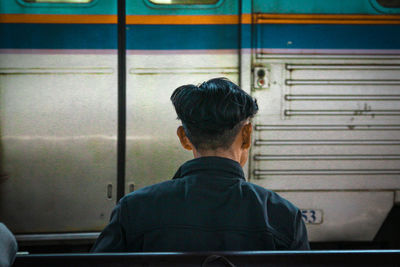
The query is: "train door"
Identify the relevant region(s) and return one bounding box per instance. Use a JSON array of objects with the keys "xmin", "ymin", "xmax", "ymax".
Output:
[
  {"xmin": 124, "ymin": 0, "xmax": 241, "ymax": 194},
  {"xmin": 249, "ymin": 0, "xmax": 400, "ymax": 243},
  {"xmin": 0, "ymin": 0, "xmax": 243, "ymax": 244},
  {"xmin": 0, "ymin": 0, "xmax": 118, "ymax": 241}
]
